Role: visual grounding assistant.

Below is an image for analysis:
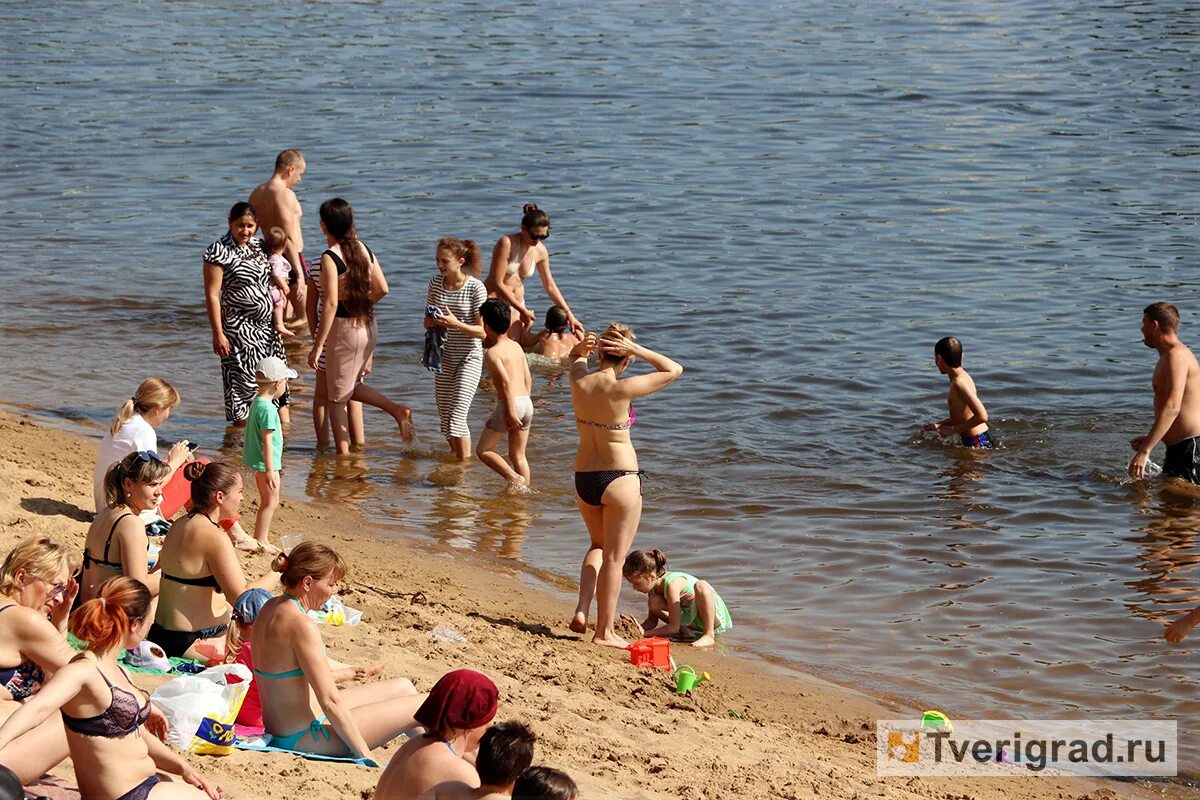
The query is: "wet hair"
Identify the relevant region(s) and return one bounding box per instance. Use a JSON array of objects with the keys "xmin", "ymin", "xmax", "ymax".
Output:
[
  {"xmin": 520, "ymin": 203, "xmax": 549, "ymax": 231},
  {"xmin": 934, "ymin": 336, "xmax": 963, "ymax": 369},
  {"xmin": 1144, "ymin": 302, "xmax": 1180, "ymax": 334},
  {"xmin": 70, "ymin": 577, "xmax": 151, "ymax": 653},
  {"xmin": 274, "ymin": 149, "xmax": 304, "ymax": 173},
  {"xmin": 262, "ymin": 226, "xmax": 288, "ymax": 256},
  {"xmin": 545, "ymin": 306, "xmax": 569, "ymax": 334},
  {"xmin": 103, "ymin": 450, "xmax": 171, "ymax": 510},
  {"xmin": 477, "ymin": 721, "xmax": 537, "ymax": 787},
  {"xmin": 623, "ymin": 549, "xmax": 667, "ymax": 581},
  {"xmin": 228, "ymin": 201, "xmax": 257, "ymax": 223},
  {"xmin": 271, "ymin": 541, "xmax": 347, "ymax": 591},
  {"xmin": 513, "ymin": 767, "xmax": 578, "ymax": 800},
  {"xmin": 480, "ymin": 298, "xmax": 512, "ymax": 335},
  {"xmin": 598, "ymin": 322, "xmax": 636, "ymax": 366},
  {"xmin": 437, "ymin": 237, "xmax": 483, "ymax": 278},
  {"xmin": 320, "ymin": 198, "xmax": 373, "ymax": 320},
  {"xmin": 109, "ymin": 377, "xmax": 180, "ymax": 437},
  {"xmin": 185, "ymin": 460, "xmax": 241, "ymax": 513},
  {"xmin": 0, "ymin": 535, "xmax": 75, "ymax": 598}
]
